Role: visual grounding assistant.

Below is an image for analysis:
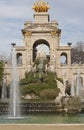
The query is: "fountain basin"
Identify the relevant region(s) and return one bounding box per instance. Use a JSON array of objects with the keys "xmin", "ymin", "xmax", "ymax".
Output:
[
  {"xmin": 6, "ymin": 116, "xmax": 24, "ymax": 120},
  {"xmin": 0, "ymin": 114, "xmax": 84, "ymax": 124}
]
